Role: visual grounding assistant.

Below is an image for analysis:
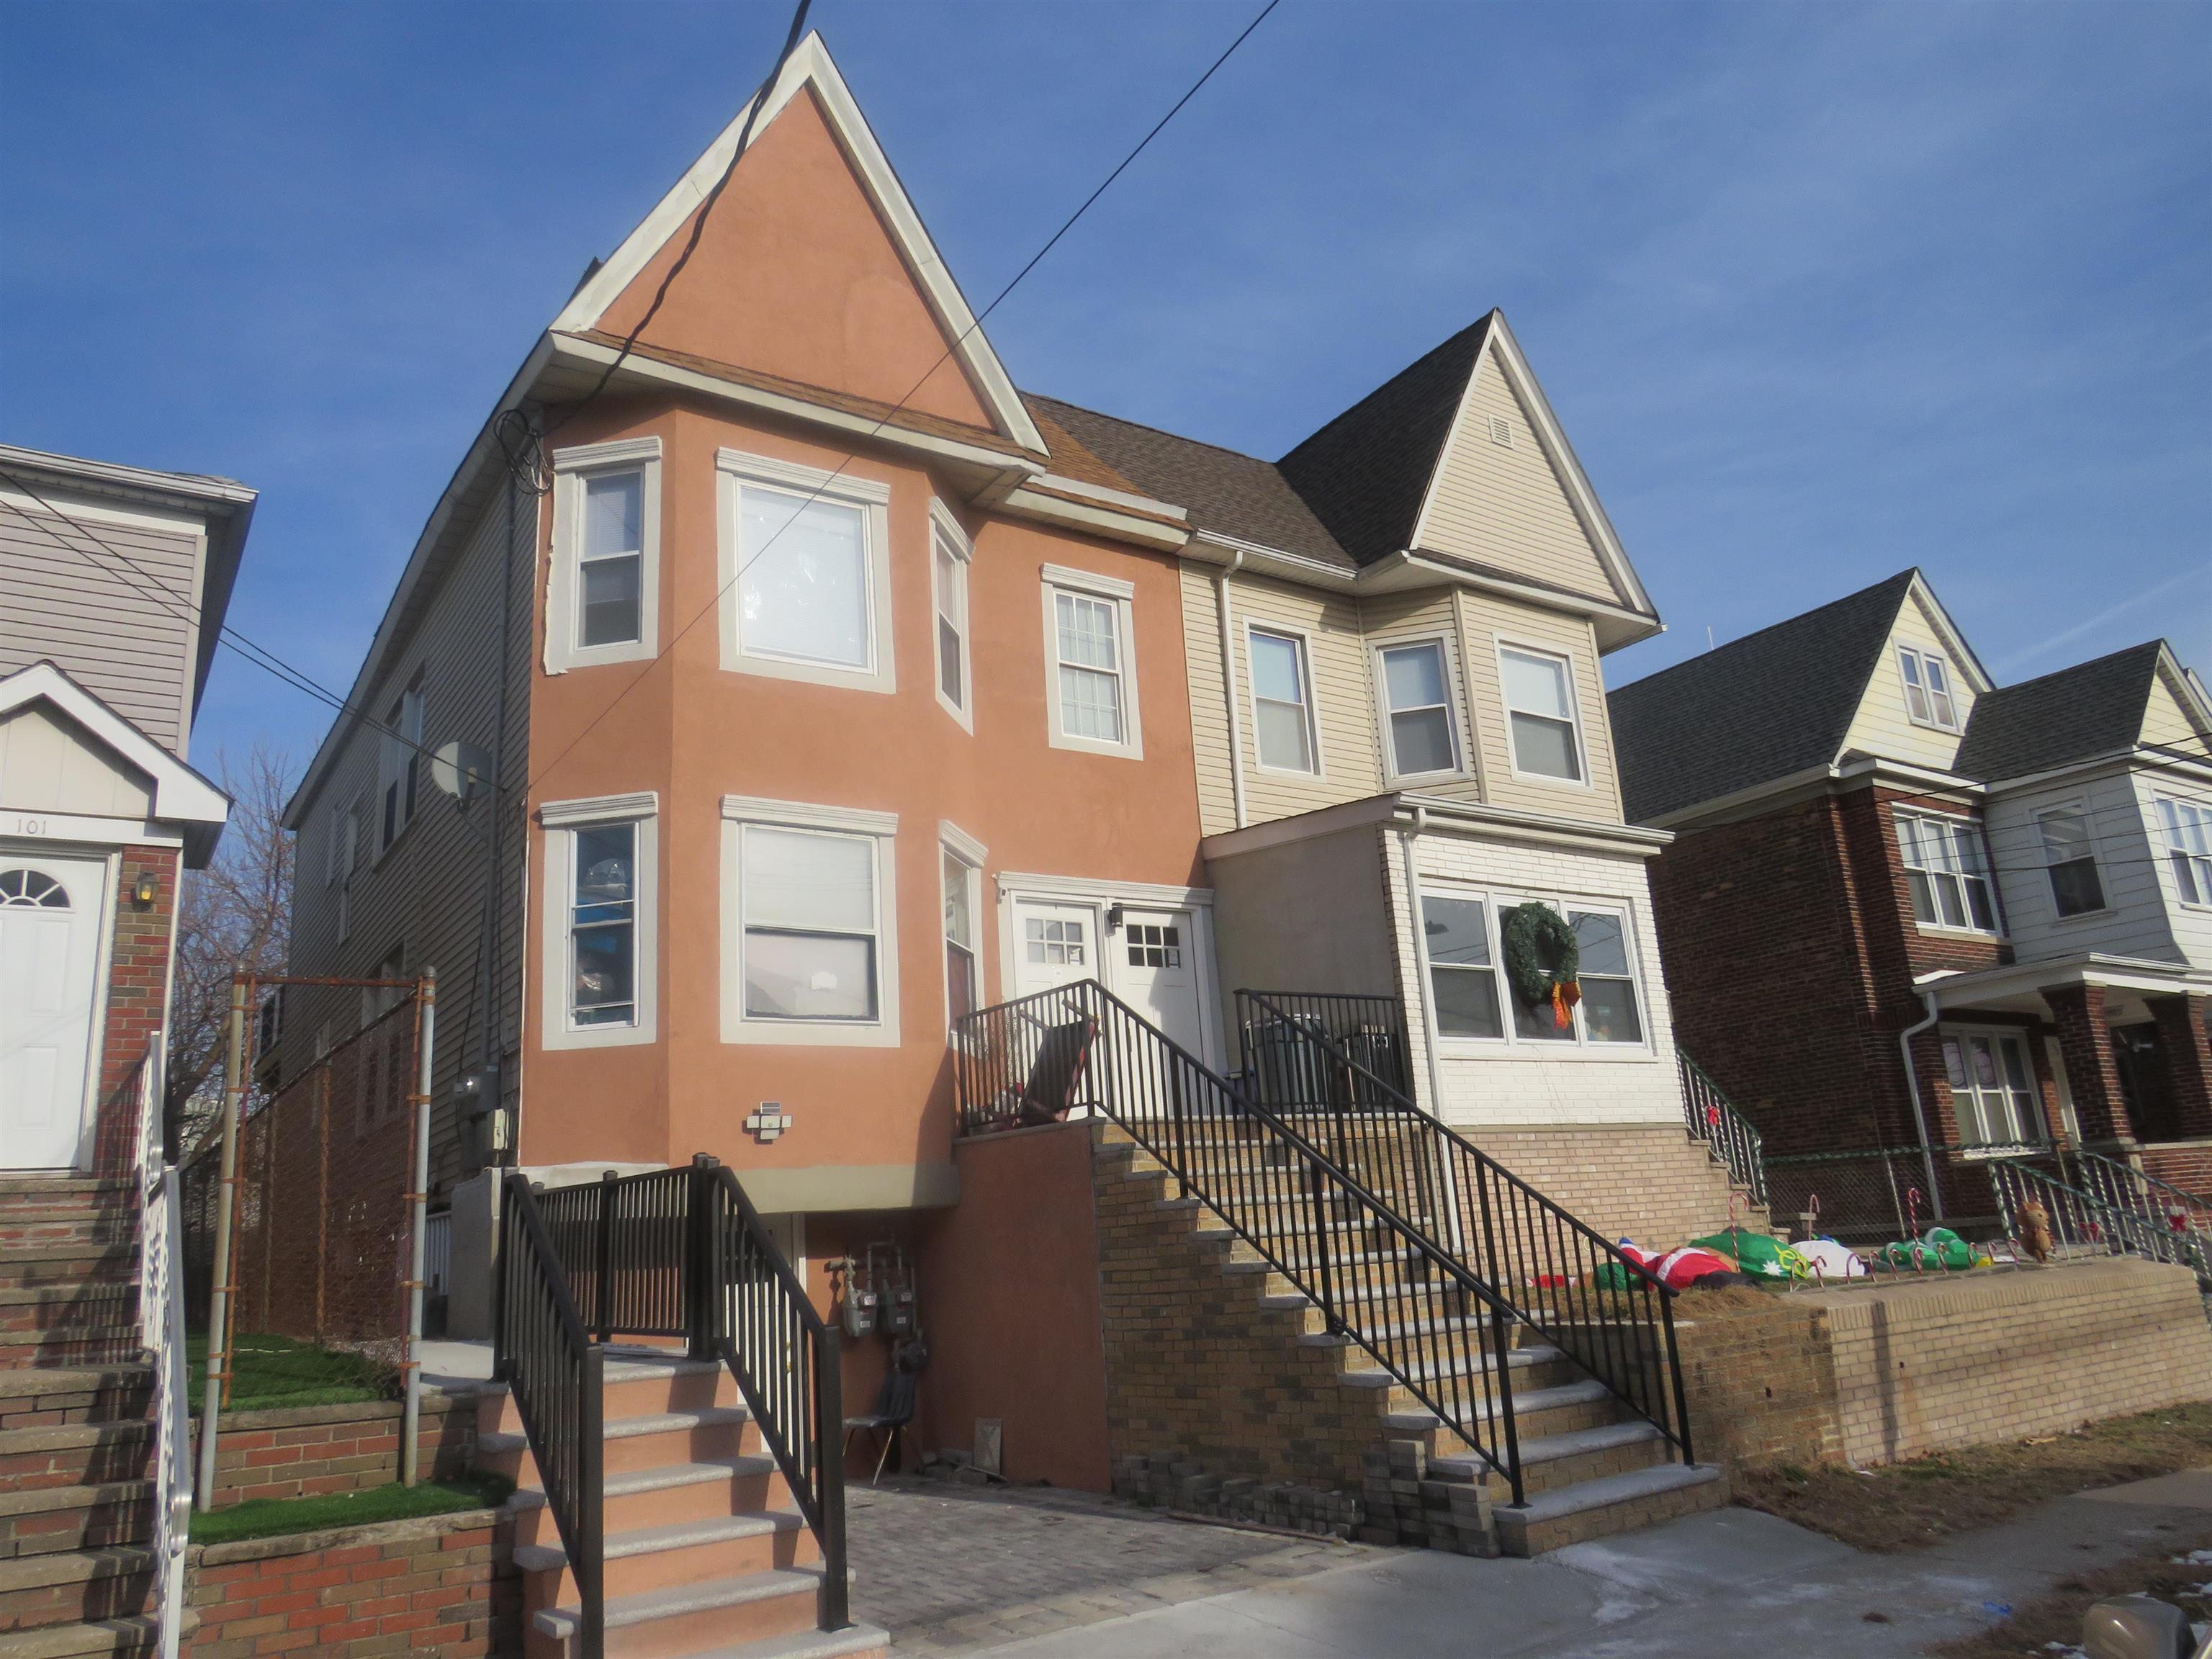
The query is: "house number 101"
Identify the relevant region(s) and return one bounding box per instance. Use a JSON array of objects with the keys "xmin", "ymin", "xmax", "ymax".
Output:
[{"xmin": 7, "ymin": 817, "xmax": 50, "ymax": 837}]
